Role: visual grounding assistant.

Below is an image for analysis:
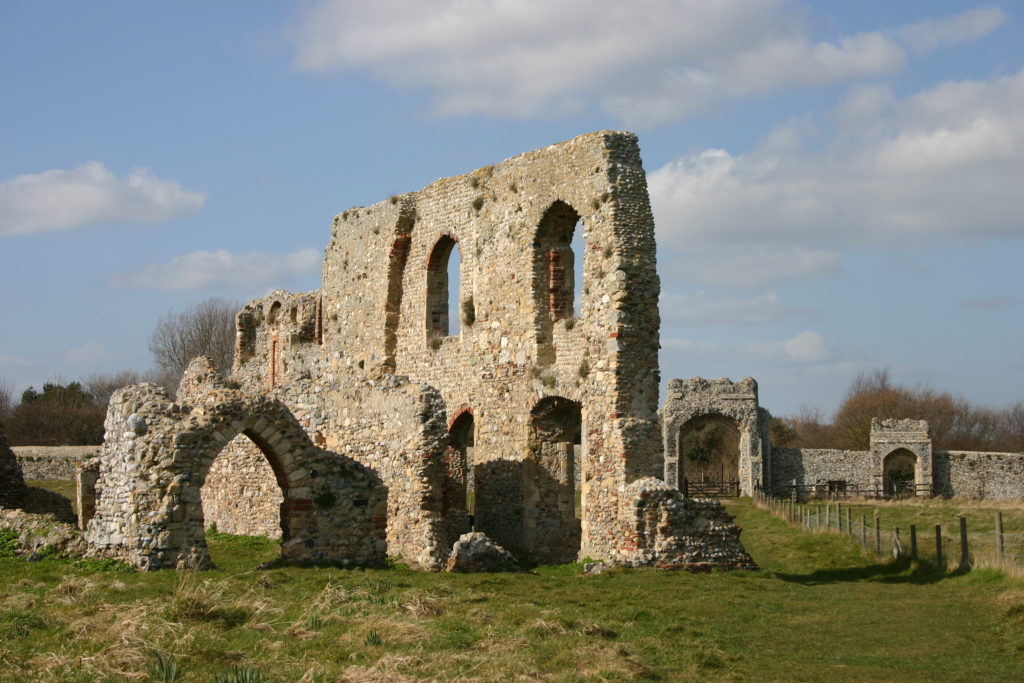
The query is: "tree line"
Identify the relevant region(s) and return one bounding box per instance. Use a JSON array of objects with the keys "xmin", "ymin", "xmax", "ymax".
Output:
[
  {"xmin": 0, "ymin": 298, "xmax": 237, "ymax": 446},
  {"xmin": 781, "ymin": 370, "xmax": 1024, "ymax": 452},
  {"xmin": 2, "ymin": 299, "xmax": 1022, "ymax": 453}
]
